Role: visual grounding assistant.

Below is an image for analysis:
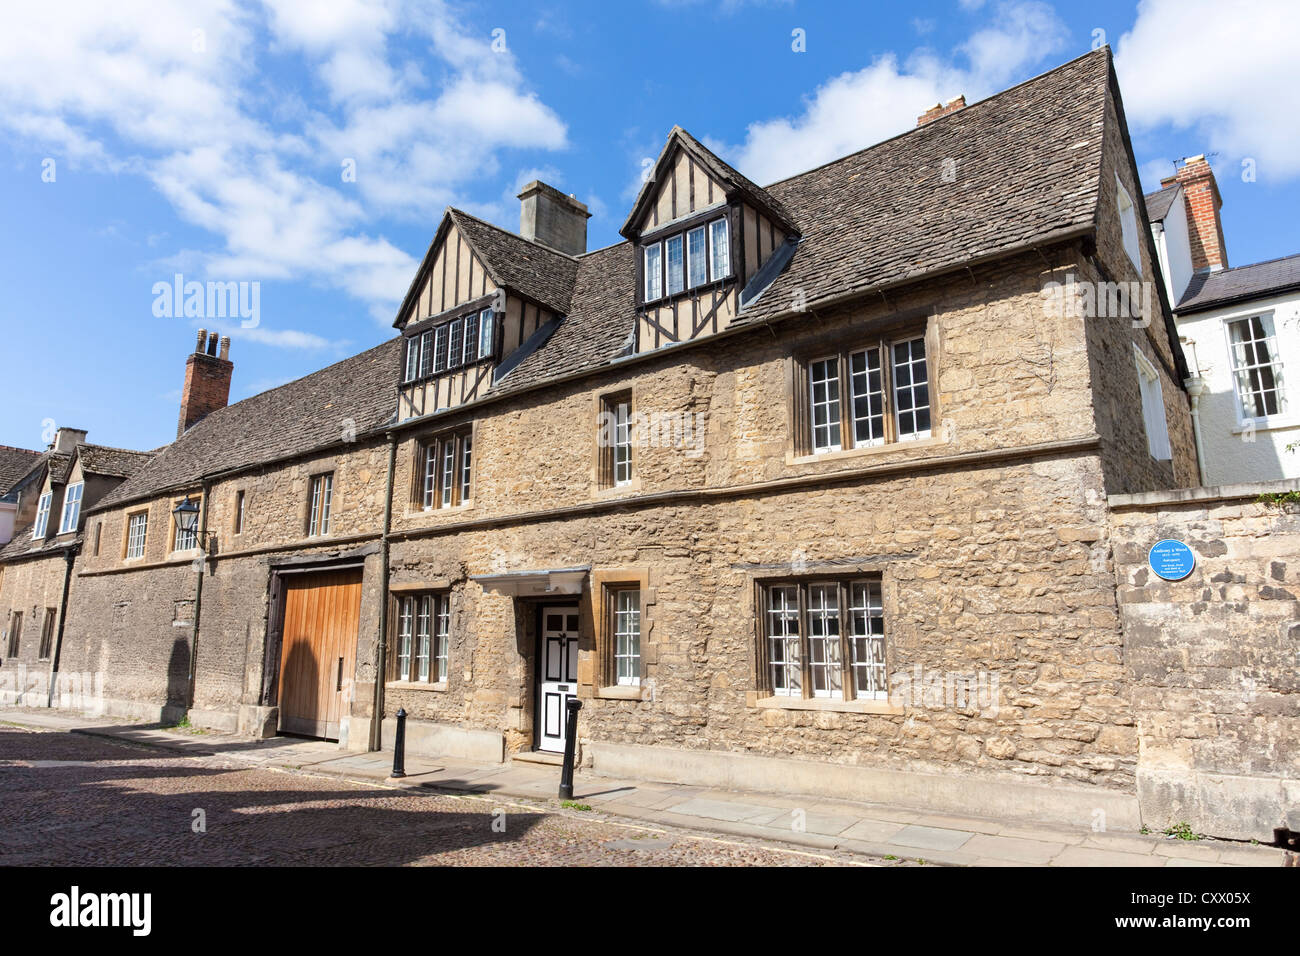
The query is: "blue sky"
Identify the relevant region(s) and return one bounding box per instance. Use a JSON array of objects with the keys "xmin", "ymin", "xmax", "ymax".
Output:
[{"xmin": 2, "ymin": 0, "xmax": 1298, "ymax": 452}]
